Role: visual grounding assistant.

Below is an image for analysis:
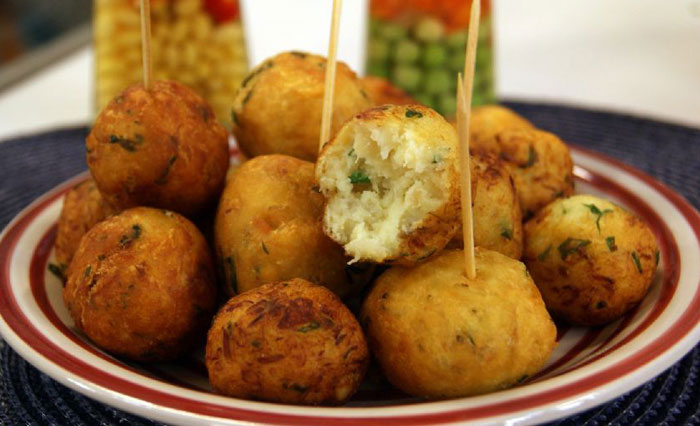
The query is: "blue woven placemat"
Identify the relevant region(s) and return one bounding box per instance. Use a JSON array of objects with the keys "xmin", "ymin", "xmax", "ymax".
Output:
[{"xmin": 0, "ymin": 102, "xmax": 699, "ymax": 425}]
